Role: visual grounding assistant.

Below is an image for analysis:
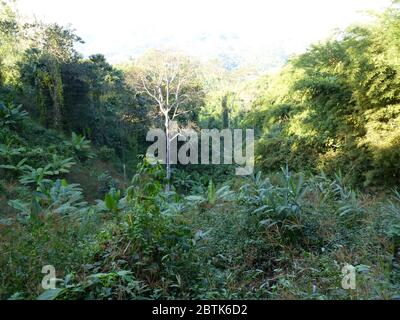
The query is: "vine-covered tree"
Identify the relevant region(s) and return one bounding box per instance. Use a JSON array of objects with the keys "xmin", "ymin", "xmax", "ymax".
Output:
[{"xmin": 19, "ymin": 23, "xmax": 82, "ymax": 129}]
